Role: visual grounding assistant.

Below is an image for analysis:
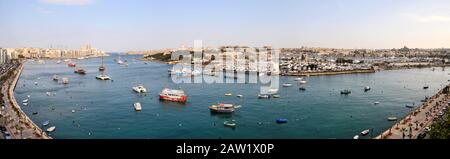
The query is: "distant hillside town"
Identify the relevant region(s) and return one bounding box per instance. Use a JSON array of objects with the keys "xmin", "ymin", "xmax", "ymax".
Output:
[{"xmin": 0, "ymin": 44, "xmax": 107, "ymax": 64}]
